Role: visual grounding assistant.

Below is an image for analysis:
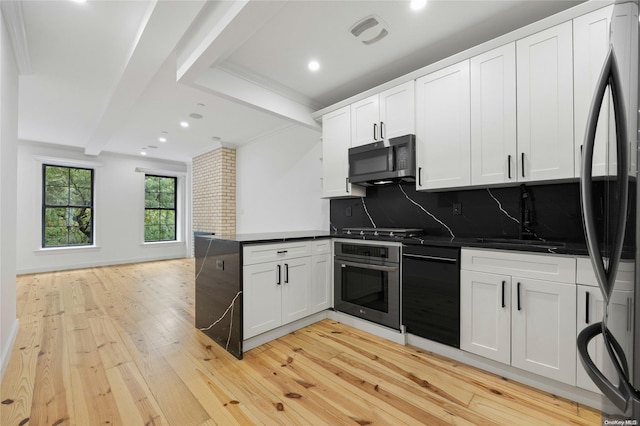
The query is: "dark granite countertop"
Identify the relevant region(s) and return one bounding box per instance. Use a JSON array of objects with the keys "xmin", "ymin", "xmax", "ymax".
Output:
[
  {"xmin": 194, "ymin": 230, "xmax": 332, "ymax": 244},
  {"xmin": 195, "ymin": 230, "xmax": 635, "ymax": 257},
  {"xmin": 329, "ymin": 232, "xmax": 589, "ymax": 255},
  {"xmin": 401, "ymin": 235, "xmax": 589, "ymax": 256}
]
